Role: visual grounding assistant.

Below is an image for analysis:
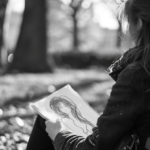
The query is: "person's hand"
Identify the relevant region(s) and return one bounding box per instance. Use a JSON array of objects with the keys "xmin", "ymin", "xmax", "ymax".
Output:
[{"xmin": 45, "ymin": 119, "xmax": 66, "ymax": 141}]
